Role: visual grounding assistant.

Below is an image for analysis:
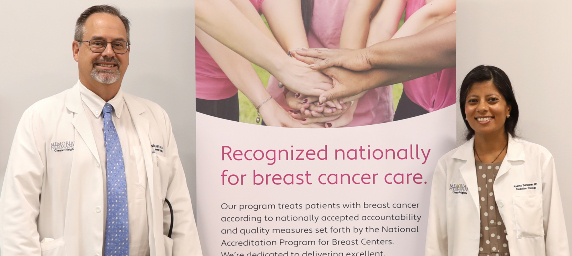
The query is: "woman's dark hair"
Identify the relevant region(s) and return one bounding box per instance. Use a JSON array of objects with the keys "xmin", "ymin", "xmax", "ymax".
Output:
[
  {"xmin": 301, "ymin": 0, "xmax": 314, "ymax": 34},
  {"xmin": 459, "ymin": 65, "xmax": 519, "ymax": 140}
]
